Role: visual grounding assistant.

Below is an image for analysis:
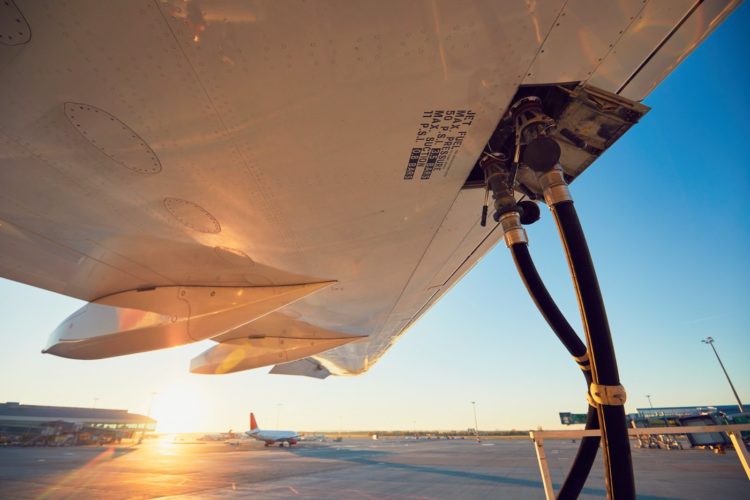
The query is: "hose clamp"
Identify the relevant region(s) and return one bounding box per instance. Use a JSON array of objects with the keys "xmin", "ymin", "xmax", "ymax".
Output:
[
  {"xmin": 499, "ymin": 212, "xmax": 528, "ymax": 247},
  {"xmin": 589, "ymin": 383, "xmax": 627, "ymax": 406},
  {"xmin": 586, "ymin": 392, "xmax": 596, "ymax": 408},
  {"xmin": 573, "ymin": 352, "xmax": 591, "ymax": 371},
  {"xmin": 538, "ymin": 166, "xmax": 572, "ymax": 206}
]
